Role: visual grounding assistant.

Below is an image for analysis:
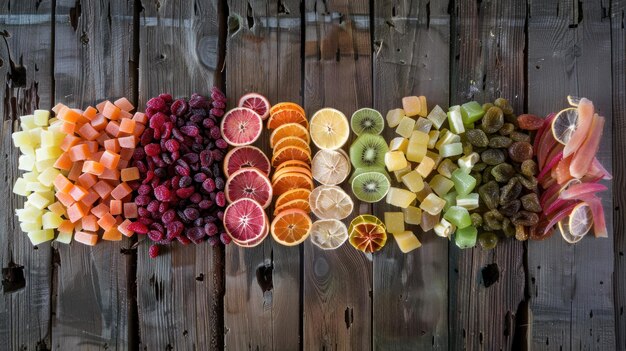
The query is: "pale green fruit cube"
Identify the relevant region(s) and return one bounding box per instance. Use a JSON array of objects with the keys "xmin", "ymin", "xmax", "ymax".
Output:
[
  {"xmin": 37, "ymin": 167, "xmax": 61, "ymax": 188},
  {"xmin": 393, "ymin": 165, "xmax": 413, "ymax": 182},
  {"xmin": 42, "ymin": 211, "xmax": 64, "ymax": 229},
  {"xmin": 439, "ymin": 143, "xmax": 463, "ymax": 158},
  {"xmin": 36, "ymin": 147, "xmax": 62, "ymax": 162},
  {"xmin": 36, "ymin": 159, "xmax": 57, "ymax": 173},
  {"xmin": 13, "ymin": 178, "xmax": 31, "ymax": 197},
  {"xmin": 455, "ymin": 226, "xmax": 478, "ymax": 249},
  {"xmin": 434, "ymin": 218, "xmax": 456, "ymax": 238},
  {"xmin": 55, "ymin": 231, "xmax": 73, "ymax": 244},
  {"xmin": 435, "ymin": 130, "xmax": 460, "ymax": 150},
  {"xmin": 420, "ymin": 211, "xmax": 440, "ymax": 232},
  {"xmin": 26, "ymin": 181, "xmax": 49, "ymax": 193},
  {"xmin": 451, "ymin": 168, "xmax": 476, "ymax": 195},
  {"xmin": 402, "ymin": 206, "xmax": 422, "ymax": 225},
  {"xmin": 456, "ymin": 193, "xmax": 479, "ymax": 210},
  {"xmin": 458, "ymin": 152, "xmax": 480, "ymax": 173},
  {"xmin": 385, "ymin": 151, "xmax": 408, "ymax": 172},
  {"xmin": 386, "ymin": 108, "xmax": 405, "ymax": 128},
  {"xmin": 415, "ymin": 156, "xmax": 435, "ymax": 178},
  {"xmin": 20, "ymin": 222, "xmax": 42, "ymax": 232},
  {"xmin": 427, "ymin": 130, "xmax": 440, "ymax": 149},
  {"xmin": 401, "ymin": 170, "xmax": 424, "ymax": 192},
  {"xmin": 414, "ymin": 117, "xmax": 433, "ymax": 133},
  {"xmin": 17, "ymin": 207, "xmax": 43, "ymax": 223},
  {"xmin": 393, "ymin": 231, "xmax": 421, "ymax": 253},
  {"xmin": 20, "ymin": 115, "xmax": 36, "ymax": 130},
  {"xmin": 27, "ymin": 192, "xmax": 51, "ymax": 210},
  {"xmin": 444, "ymin": 206, "xmax": 472, "ymax": 229},
  {"xmin": 18, "ymin": 155, "xmax": 35, "ymax": 171},
  {"xmin": 396, "ymin": 117, "xmax": 416, "ymax": 138},
  {"xmin": 402, "ymin": 96, "xmax": 422, "ymax": 117},
  {"xmin": 420, "ymin": 193, "xmax": 446, "ymax": 215},
  {"xmin": 442, "ymin": 191, "xmax": 457, "ymax": 212},
  {"xmin": 386, "ymin": 187, "xmax": 417, "ymax": 208},
  {"xmin": 389, "ymin": 137, "xmax": 408, "ymax": 153},
  {"xmin": 437, "ymin": 159, "xmax": 458, "ymax": 178},
  {"xmin": 33, "ymin": 109, "xmax": 50, "ymax": 126},
  {"xmin": 385, "ymin": 212, "xmax": 405, "ymax": 234},
  {"xmin": 407, "ymin": 131, "xmax": 429, "ymax": 162},
  {"xmin": 415, "ymin": 182, "xmax": 433, "ymax": 202},
  {"xmin": 27, "ymin": 229, "xmax": 54, "ymax": 245},
  {"xmin": 447, "ymin": 106, "xmax": 465, "ymax": 134},
  {"xmin": 460, "ymin": 101, "xmax": 485, "ymax": 124},
  {"xmin": 429, "ymin": 174, "xmax": 455, "ymax": 197},
  {"xmin": 427, "ymin": 105, "xmax": 447, "ymax": 129}
]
